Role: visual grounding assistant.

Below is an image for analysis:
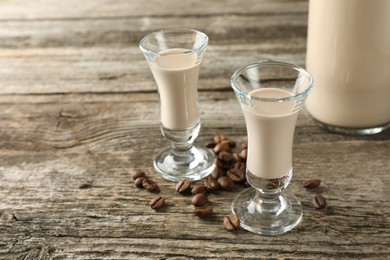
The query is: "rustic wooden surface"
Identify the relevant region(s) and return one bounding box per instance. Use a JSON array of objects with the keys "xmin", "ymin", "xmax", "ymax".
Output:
[{"xmin": 0, "ymin": 0, "xmax": 389, "ymax": 259}]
